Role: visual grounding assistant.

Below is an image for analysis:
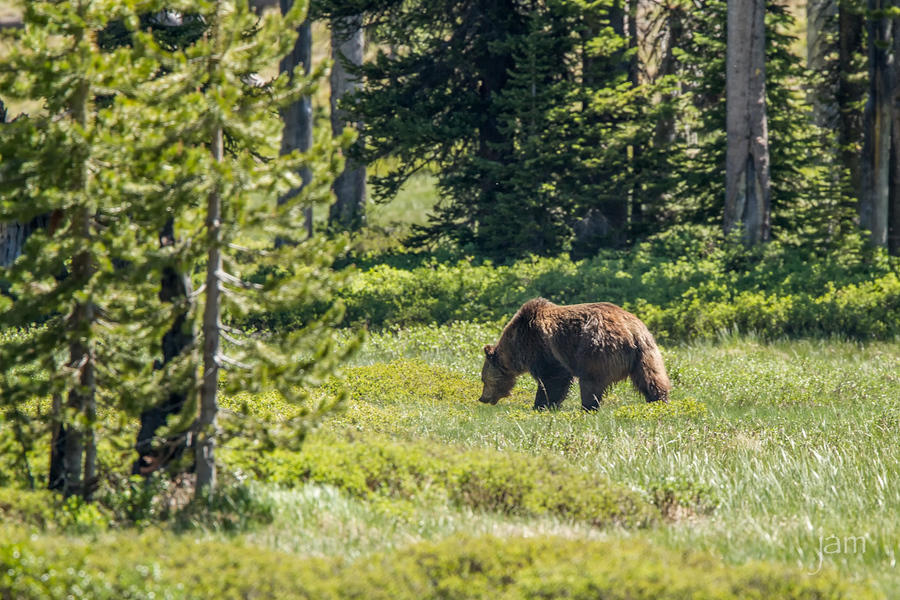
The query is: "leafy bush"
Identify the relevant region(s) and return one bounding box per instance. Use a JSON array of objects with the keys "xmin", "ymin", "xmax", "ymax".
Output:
[
  {"xmin": 334, "ymin": 535, "xmax": 878, "ymax": 600},
  {"xmin": 0, "ymin": 488, "xmax": 109, "ymax": 533},
  {"xmin": 223, "ymin": 434, "xmax": 659, "ymax": 529},
  {"xmin": 613, "ymin": 397, "xmax": 708, "ymax": 421},
  {"xmin": 260, "ymin": 234, "xmax": 900, "ymax": 341},
  {"xmin": 646, "ymin": 475, "xmax": 720, "ymax": 520},
  {"xmin": 2, "ymin": 476, "xmax": 274, "ymax": 534},
  {"xmin": 0, "ymin": 531, "xmax": 879, "ymax": 599}
]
